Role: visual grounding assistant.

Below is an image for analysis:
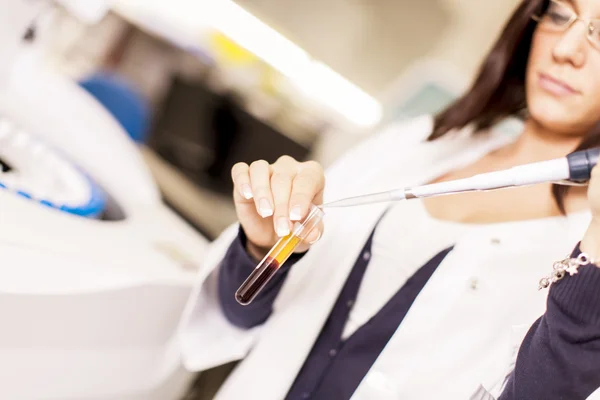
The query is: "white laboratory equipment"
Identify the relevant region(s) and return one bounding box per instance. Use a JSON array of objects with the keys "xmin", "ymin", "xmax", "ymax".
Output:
[{"xmin": 0, "ymin": 2, "xmax": 208, "ymax": 399}]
